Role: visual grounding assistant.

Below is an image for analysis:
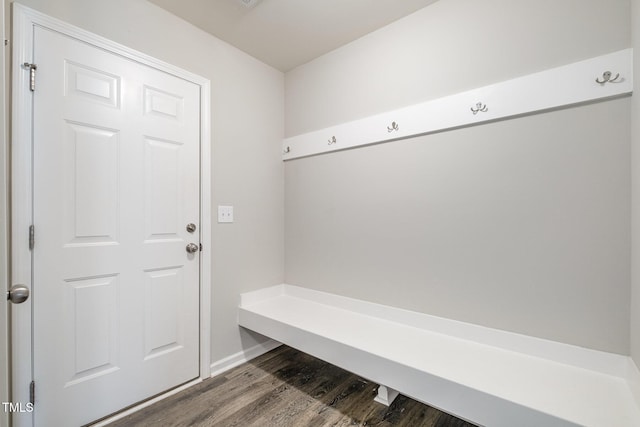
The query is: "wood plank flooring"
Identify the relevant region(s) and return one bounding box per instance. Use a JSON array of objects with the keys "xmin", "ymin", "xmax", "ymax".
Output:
[{"xmin": 108, "ymin": 345, "xmax": 477, "ymax": 427}]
